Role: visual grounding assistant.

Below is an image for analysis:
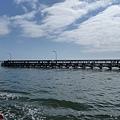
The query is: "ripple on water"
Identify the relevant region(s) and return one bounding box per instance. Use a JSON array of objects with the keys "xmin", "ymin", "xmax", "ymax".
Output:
[{"xmin": 1, "ymin": 68, "xmax": 120, "ymax": 119}]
